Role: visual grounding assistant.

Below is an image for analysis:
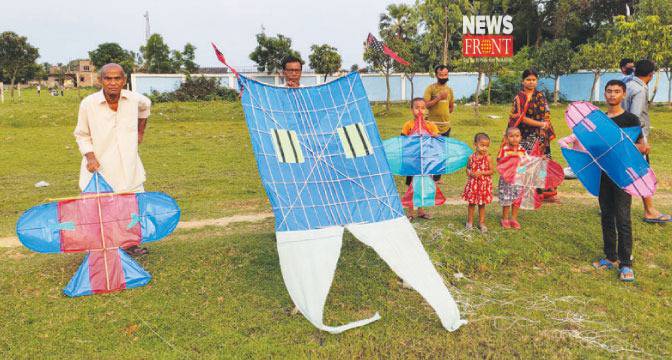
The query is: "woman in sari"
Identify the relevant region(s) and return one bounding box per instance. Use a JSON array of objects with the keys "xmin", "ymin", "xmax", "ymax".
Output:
[{"xmin": 507, "ymin": 69, "xmax": 557, "ymax": 198}]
